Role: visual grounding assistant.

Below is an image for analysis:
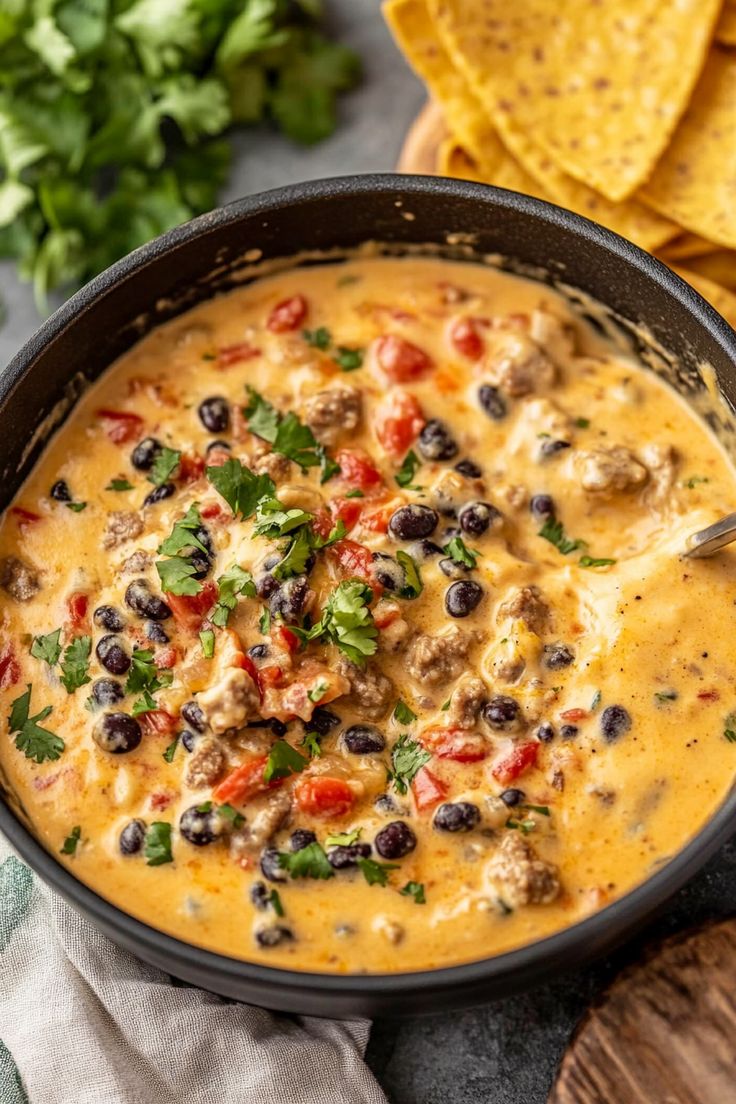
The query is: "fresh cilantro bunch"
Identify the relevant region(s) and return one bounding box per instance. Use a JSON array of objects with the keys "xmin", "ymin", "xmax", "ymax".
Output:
[{"xmin": 0, "ymin": 0, "xmax": 360, "ymax": 308}]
